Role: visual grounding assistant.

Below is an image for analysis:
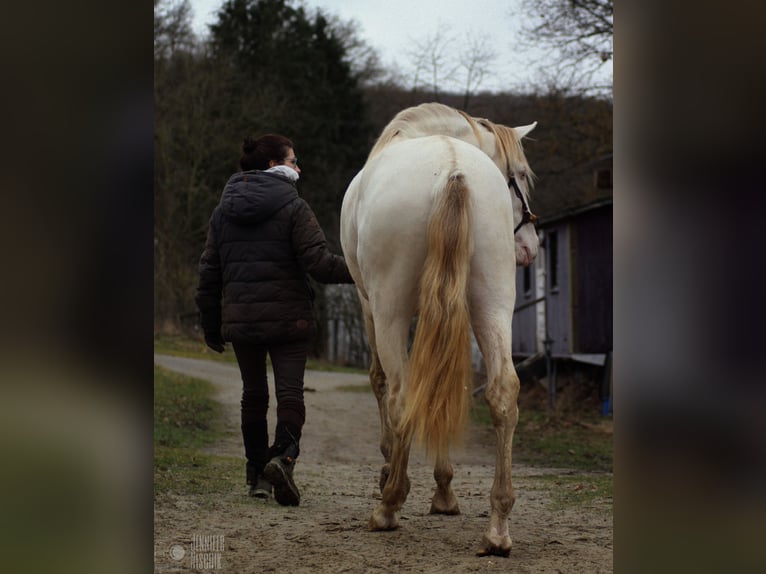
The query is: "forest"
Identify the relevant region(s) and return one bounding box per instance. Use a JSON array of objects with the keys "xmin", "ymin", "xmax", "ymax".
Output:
[{"xmin": 154, "ymin": 0, "xmax": 613, "ymax": 361}]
